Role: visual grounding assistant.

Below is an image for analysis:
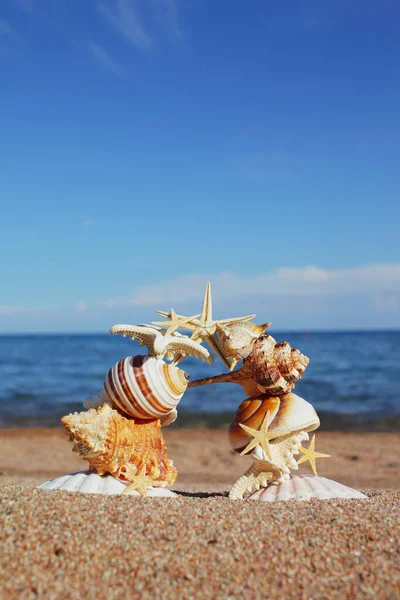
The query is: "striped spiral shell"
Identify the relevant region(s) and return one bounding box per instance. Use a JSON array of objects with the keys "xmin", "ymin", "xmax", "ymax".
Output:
[
  {"xmin": 86, "ymin": 355, "xmax": 189, "ymax": 421},
  {"xmin": 229, "ymin": 392, "xmax": 320, "ymax": 454}
]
